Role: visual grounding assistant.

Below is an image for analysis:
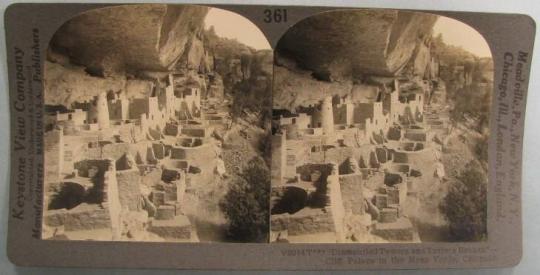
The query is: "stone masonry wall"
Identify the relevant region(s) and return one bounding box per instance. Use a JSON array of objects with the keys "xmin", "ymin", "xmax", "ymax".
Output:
[
  {"xmin": 102, "ymin": 159, "xmax": 122, "ymax": 240},
  {"xmin": 339, "ymin": 174, "xmax": 365, "ymax": 215},
  {"xmin": 116, "ymin": 168, "xmax": 142, "ymax": 211}
]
